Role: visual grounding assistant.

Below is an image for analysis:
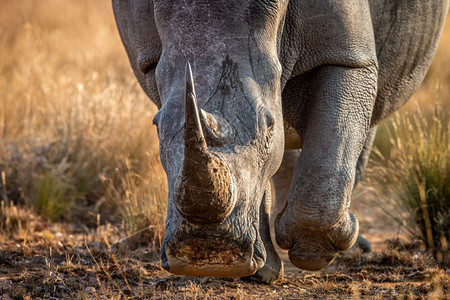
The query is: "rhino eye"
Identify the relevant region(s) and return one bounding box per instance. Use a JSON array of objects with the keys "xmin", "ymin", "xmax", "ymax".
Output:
[
  {"xmin": 260, "ymin": 112, "xmax": 275, "ymax": 158},
  {"xmin": 257, "ymin": 107, "xmax": 275, "ymax": 133},
  {"xmin": 265, "ymin": 113, "xmax": 274, "ymax": 130}
]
